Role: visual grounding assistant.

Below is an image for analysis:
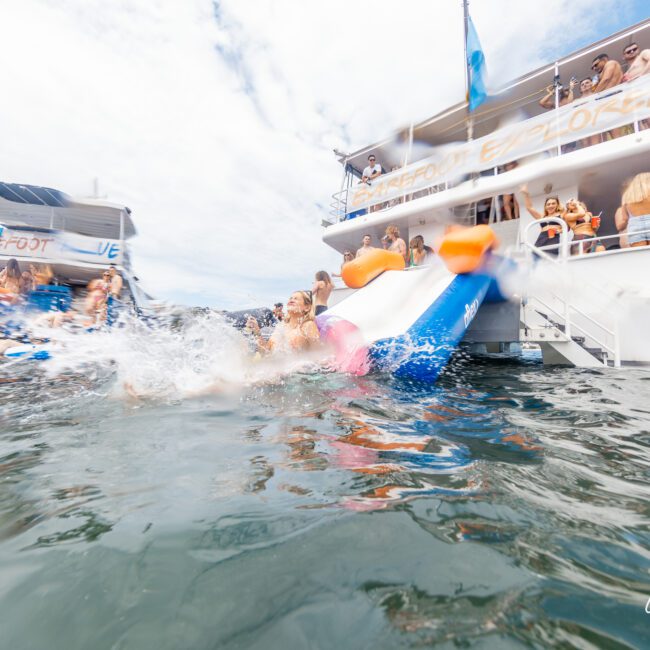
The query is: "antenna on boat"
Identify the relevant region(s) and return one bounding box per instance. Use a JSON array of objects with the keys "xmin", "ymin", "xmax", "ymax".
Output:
[{"xmin": 90, "ymin": 177, "xmax": 107, "ymax": 200}]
